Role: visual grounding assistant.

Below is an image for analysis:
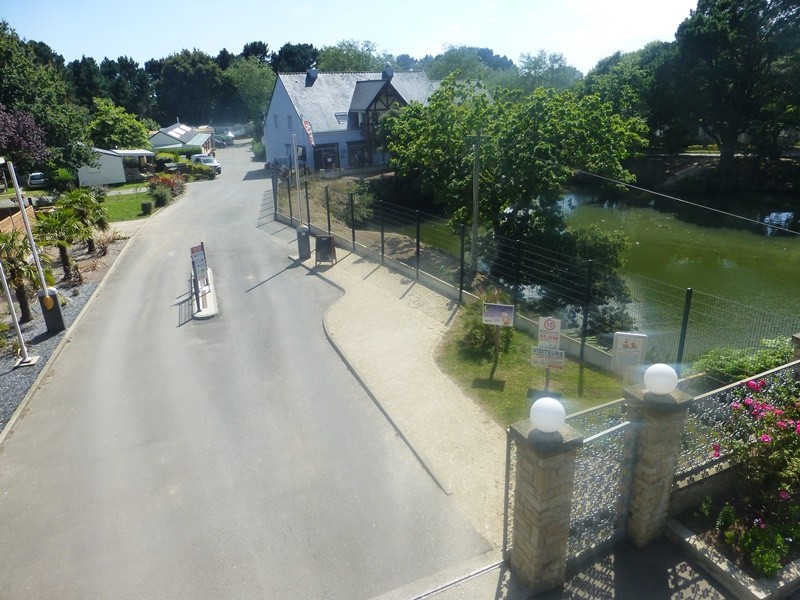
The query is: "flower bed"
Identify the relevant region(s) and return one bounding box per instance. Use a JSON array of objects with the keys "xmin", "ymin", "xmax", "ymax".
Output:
[{"xmin": 669, "ymin": 364, "xmax": 800, "ymax": 598}]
